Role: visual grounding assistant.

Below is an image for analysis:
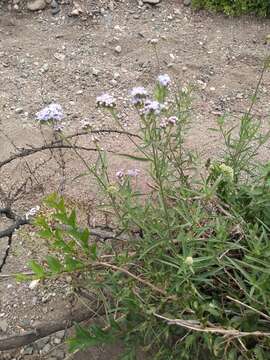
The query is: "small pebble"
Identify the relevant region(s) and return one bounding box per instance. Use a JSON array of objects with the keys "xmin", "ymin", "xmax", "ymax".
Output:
[
  {"xmin": 183, "ymin": 0, "xmax": 191, "ymax": 6},
  {"xmin": 92, "ymin": 68, "xmax": 100, "ymax": 76},
  {"xmin": 15, "ymin": 108, "xmax": 23, "ymax": 114},
  {"xmin": 115, "ymin": 45, "xmax": 122, "ymax": 54}
]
